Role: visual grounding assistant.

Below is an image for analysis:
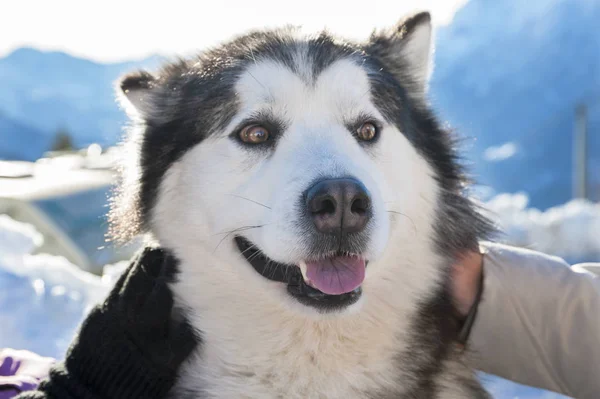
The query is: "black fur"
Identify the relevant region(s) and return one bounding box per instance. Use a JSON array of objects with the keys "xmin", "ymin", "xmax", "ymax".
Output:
[
  {"xmin": 120, "ymin": 71, "xmax": 156, "ymax": 93},
  {"xmin": 364, "ymin": 17, "xmax": 495, "ymax": 393},
  {"xmin": 112, "ymin": 12, "xmax": 495, "ymax": 398}
]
